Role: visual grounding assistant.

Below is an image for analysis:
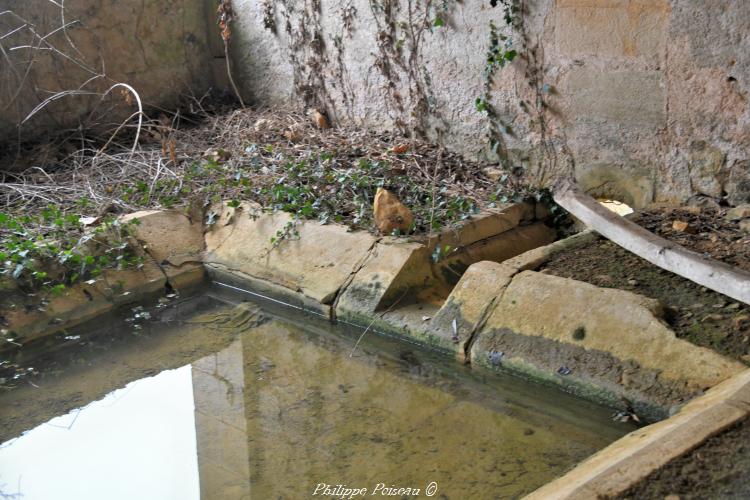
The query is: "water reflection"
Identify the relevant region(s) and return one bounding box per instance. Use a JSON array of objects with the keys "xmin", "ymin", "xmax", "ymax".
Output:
[
  {"xmin": 0, "ymin": 299, "xmax": 631, "ymax": 500},
  {"xmin": 192, "ymin": 310, "xmax": 628, "ymax": 499},
  {"xmin": 0, "ymin": 366, "xmax": 199, "ymax": 500}
]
